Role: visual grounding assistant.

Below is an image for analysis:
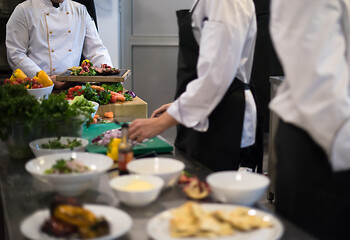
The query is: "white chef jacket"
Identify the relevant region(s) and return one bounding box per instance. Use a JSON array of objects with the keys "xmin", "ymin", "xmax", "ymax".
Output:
[
  {"xmin": 270, "ymin": 0, "xmax": 350, "ymax": 172},
  {"xmin": 6, "ymin": 0, "xmax": 112, "ymax": 78},
  {"xmin": 167, "ymin": 0, "xmax": 257, "ymax": 147}
]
